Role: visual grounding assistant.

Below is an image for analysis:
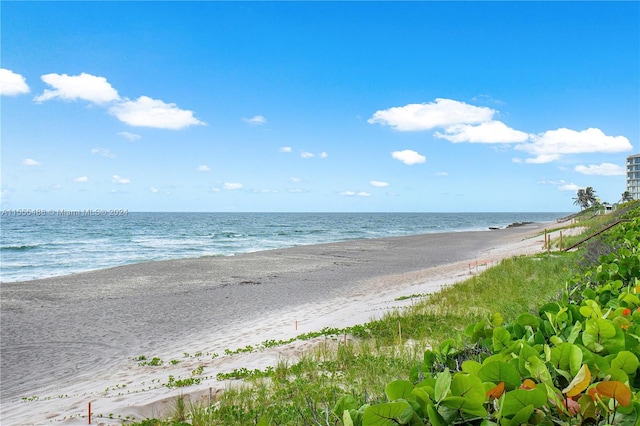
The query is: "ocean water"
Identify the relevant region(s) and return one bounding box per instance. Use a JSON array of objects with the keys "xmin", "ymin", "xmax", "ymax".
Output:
[{"xmin": 0, "ymin": 212, "xmax": 569, "ymax": 283}]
